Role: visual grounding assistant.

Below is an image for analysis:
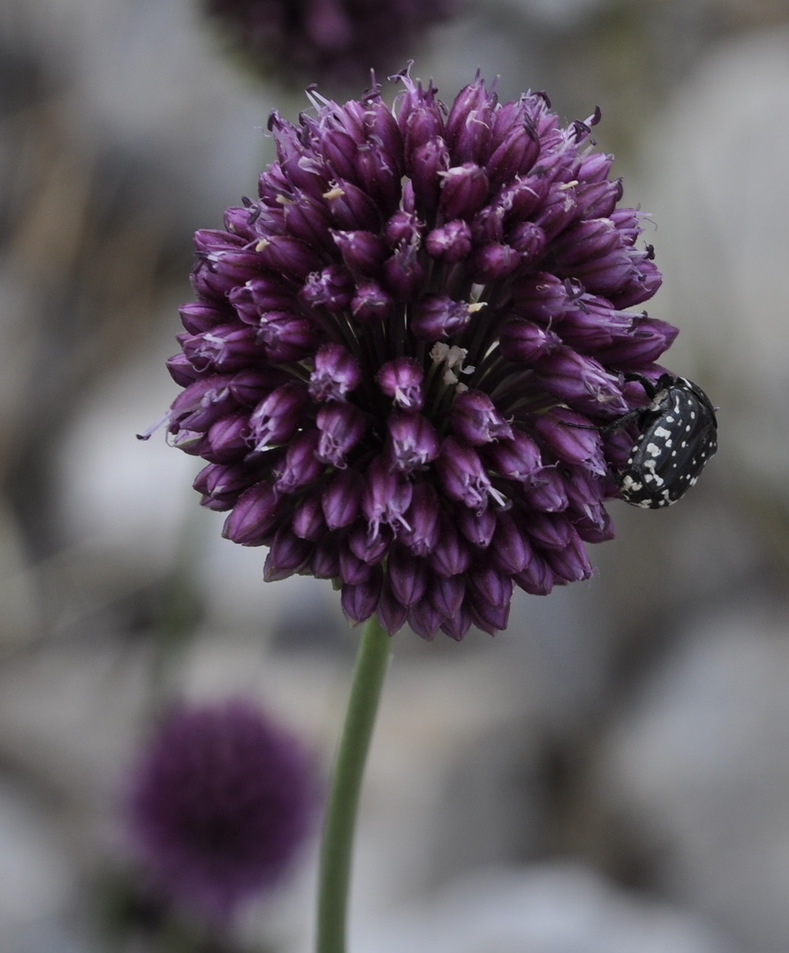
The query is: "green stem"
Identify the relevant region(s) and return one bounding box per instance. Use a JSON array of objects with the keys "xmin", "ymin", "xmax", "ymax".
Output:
[{"xmin": 316, "ymin": 615, "xmax": 393, "ymax": 953}]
